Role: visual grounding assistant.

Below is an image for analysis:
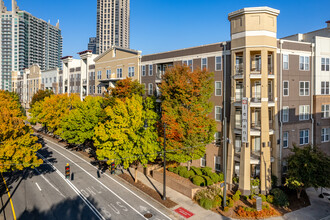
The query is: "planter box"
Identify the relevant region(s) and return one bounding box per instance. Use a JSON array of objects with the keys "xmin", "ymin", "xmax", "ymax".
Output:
[{"xmin": 151, "ymin": 168, "xmax": 201, "ymax": 199}]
